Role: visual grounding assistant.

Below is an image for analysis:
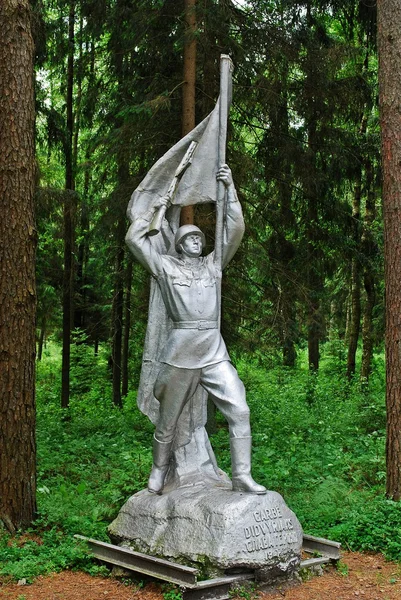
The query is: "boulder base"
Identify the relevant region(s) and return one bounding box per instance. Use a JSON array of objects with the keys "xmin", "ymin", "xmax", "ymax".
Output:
[{"xmin": 108, "ymin": 484, "xmax": 303, "ymax": 581}]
